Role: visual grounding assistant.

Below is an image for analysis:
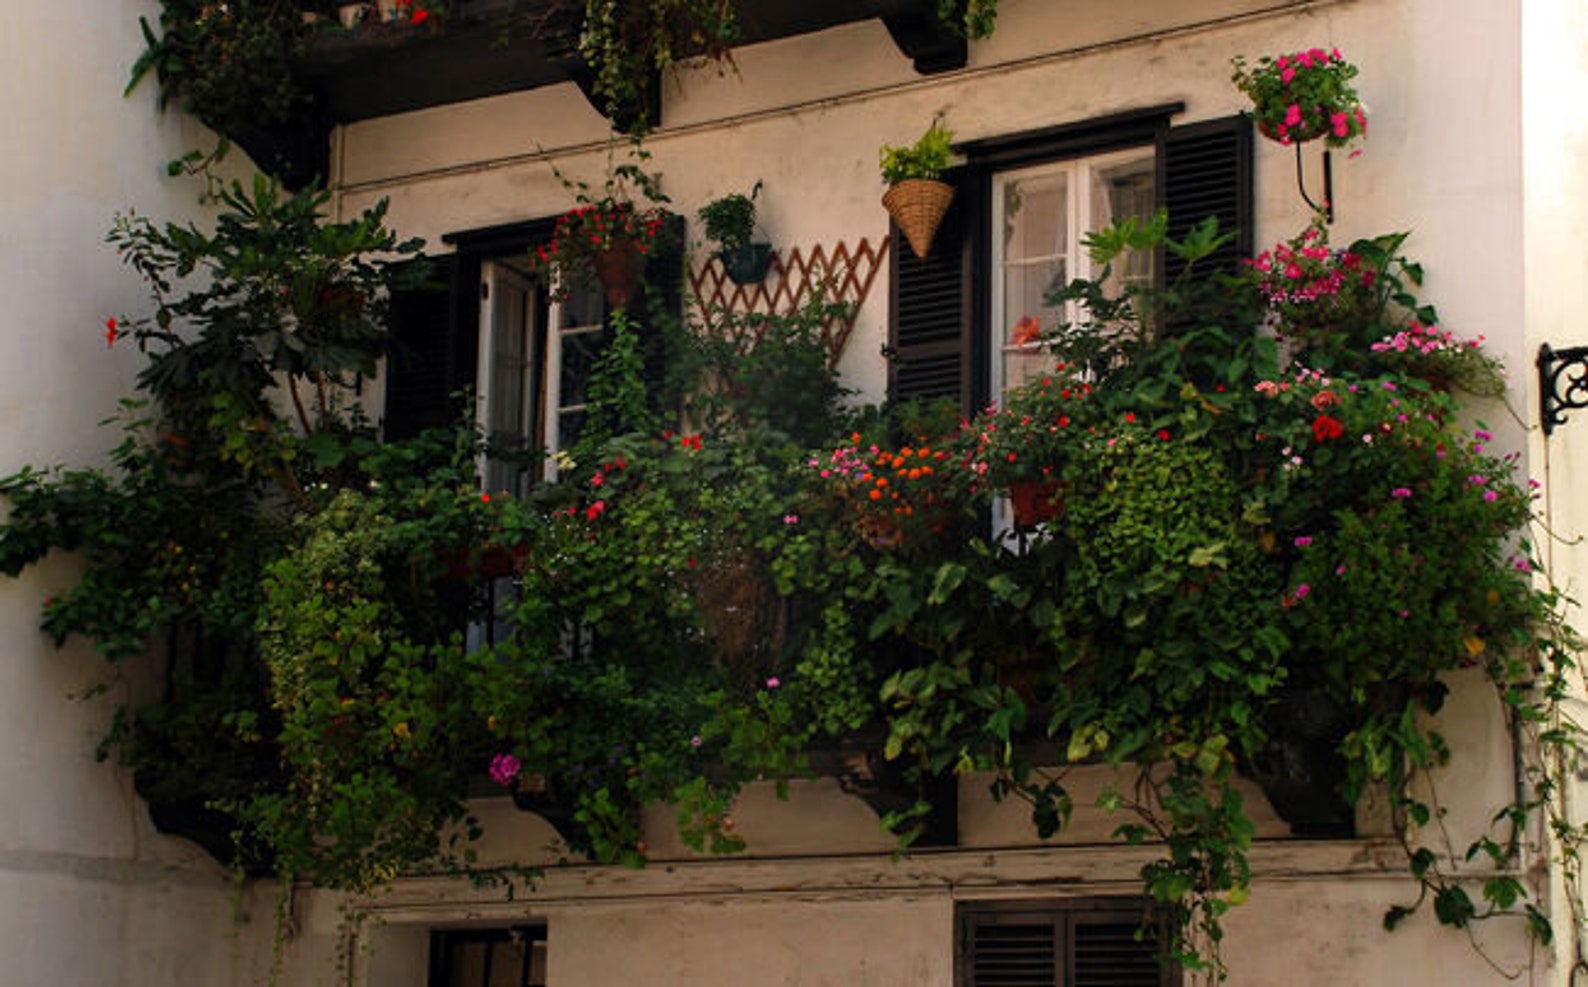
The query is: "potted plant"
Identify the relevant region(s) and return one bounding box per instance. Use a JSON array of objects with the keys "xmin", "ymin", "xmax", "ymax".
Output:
[
  {"xmin": 955, "ymin": 362, "xmax": 1098, "ymax": 526},
  {"xmin": 879, "ymin": 120, "xmax": 956, "ymax": 259},
  {"xmin": 698, "ymin": 182, "xmax": 773, "ymax": 285},
  {"xmin": 1231, "ymin": 47, "xmax": 1367, "ymax": 148},
  {"xmin": 531, "ymin": 146, "xmax": 675, "ymax": 309}
]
